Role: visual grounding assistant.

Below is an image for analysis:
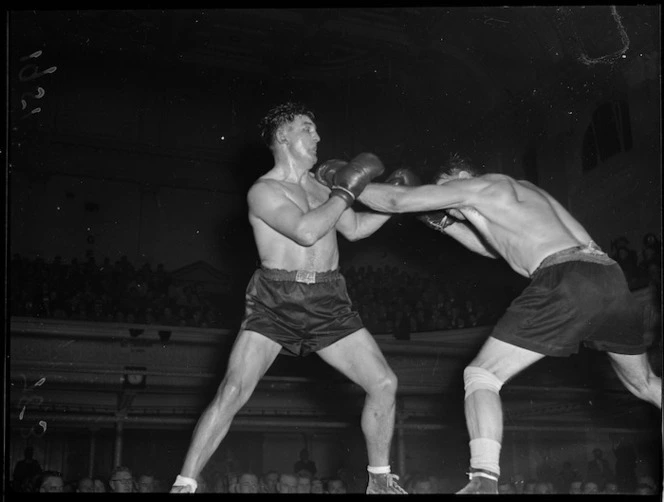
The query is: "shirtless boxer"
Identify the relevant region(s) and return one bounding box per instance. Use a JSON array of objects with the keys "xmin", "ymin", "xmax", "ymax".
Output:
[
  {"xmin": 170, "ymin": 102, "xmax": 410, "ymax": 494},
  {"xmin": 358, "ymin": 153, "xmax": 662, "ymax": 494}
]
